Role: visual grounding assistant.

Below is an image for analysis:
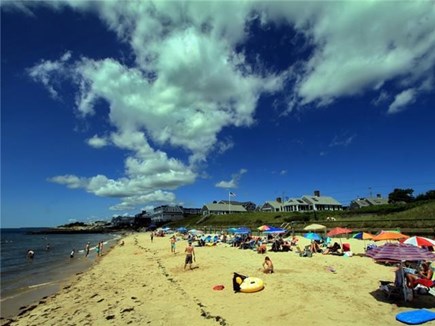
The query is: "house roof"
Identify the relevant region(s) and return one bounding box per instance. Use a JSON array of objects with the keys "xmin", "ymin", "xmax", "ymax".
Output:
[
  {"xmin": 365, "ymin": 197, "xmax": 389, "ymax": 205},
  {"xmin": 351, "ymin": 199, "xmax": 371, "ymax": 208},
  {"xmin": 285, "ymin": 198, "xmax": 309, "ymax": 206},
  {"xmin": 302, "ymin": 195, "xmax": 342, "ymax": 206},
  {"xmin": 262, "ymin": 201, "xmax": 283, "ymax": 209},
  {"xmin": 203, "ymin": 203, "xmax": 247, "ymax": 212}
]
